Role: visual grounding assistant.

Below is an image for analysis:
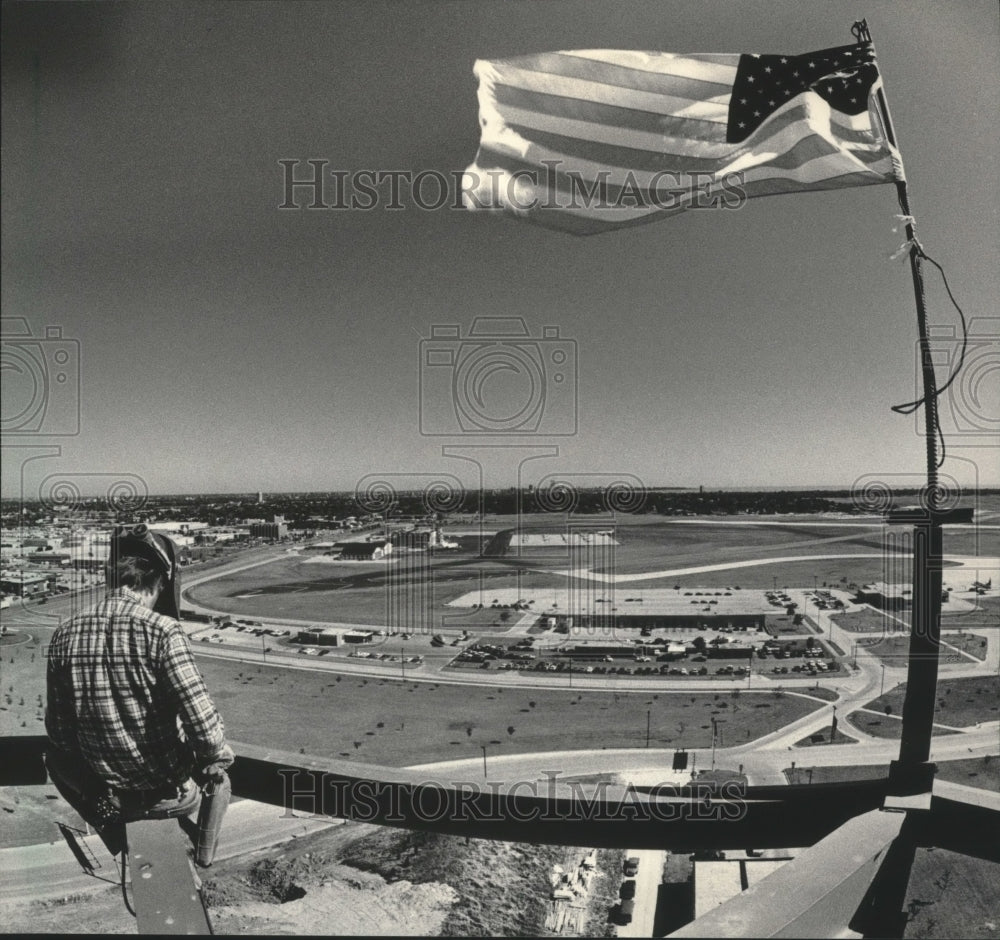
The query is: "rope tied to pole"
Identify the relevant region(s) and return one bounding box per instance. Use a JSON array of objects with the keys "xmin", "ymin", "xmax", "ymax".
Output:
[
  {"xmin": 888, "ymin": 214, "xmax": 923, "ymax": 261},
  {"xmin": 888, "ymin": 229, "xmax": 972, "ymax": 470}
]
